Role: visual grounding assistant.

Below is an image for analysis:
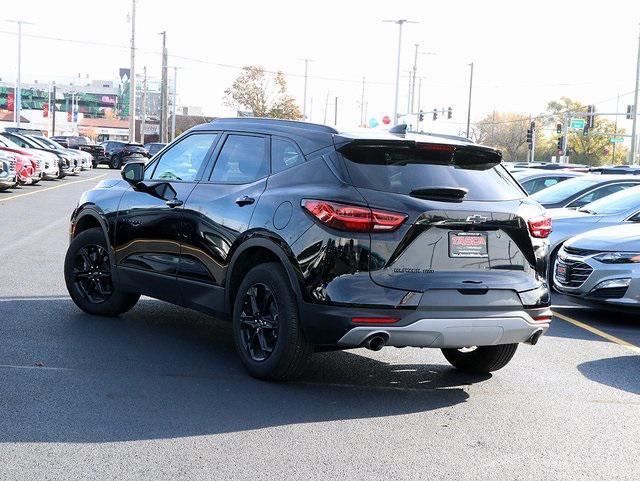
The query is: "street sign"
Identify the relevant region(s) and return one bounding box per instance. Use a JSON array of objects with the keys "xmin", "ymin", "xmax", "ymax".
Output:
[
  {"xmin": 609, "ymin": 137, "xmax": 624, "ymax": 143},
  {"xmin": 570, "ymin": 118, "xmax": 586, "ymax": 129}
]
